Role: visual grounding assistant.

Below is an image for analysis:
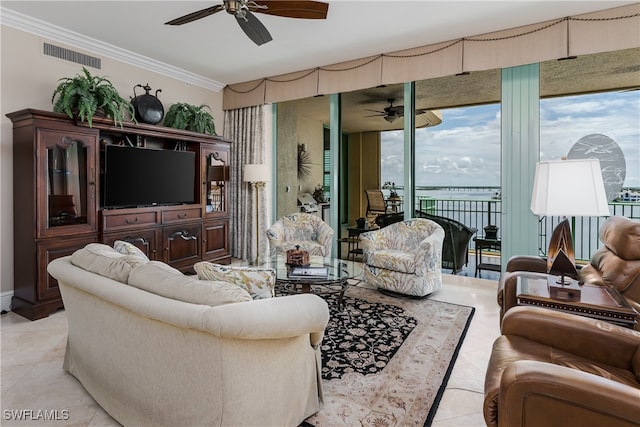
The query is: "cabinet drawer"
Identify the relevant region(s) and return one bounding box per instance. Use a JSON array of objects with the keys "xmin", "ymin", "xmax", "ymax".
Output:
[
  {"xmin": 103, "ymin": 211, "xmax": 160, "ymax": 230},
  {"xmin": 162, "ymin": 206, "xmax": 202, "ymax": 223}
]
